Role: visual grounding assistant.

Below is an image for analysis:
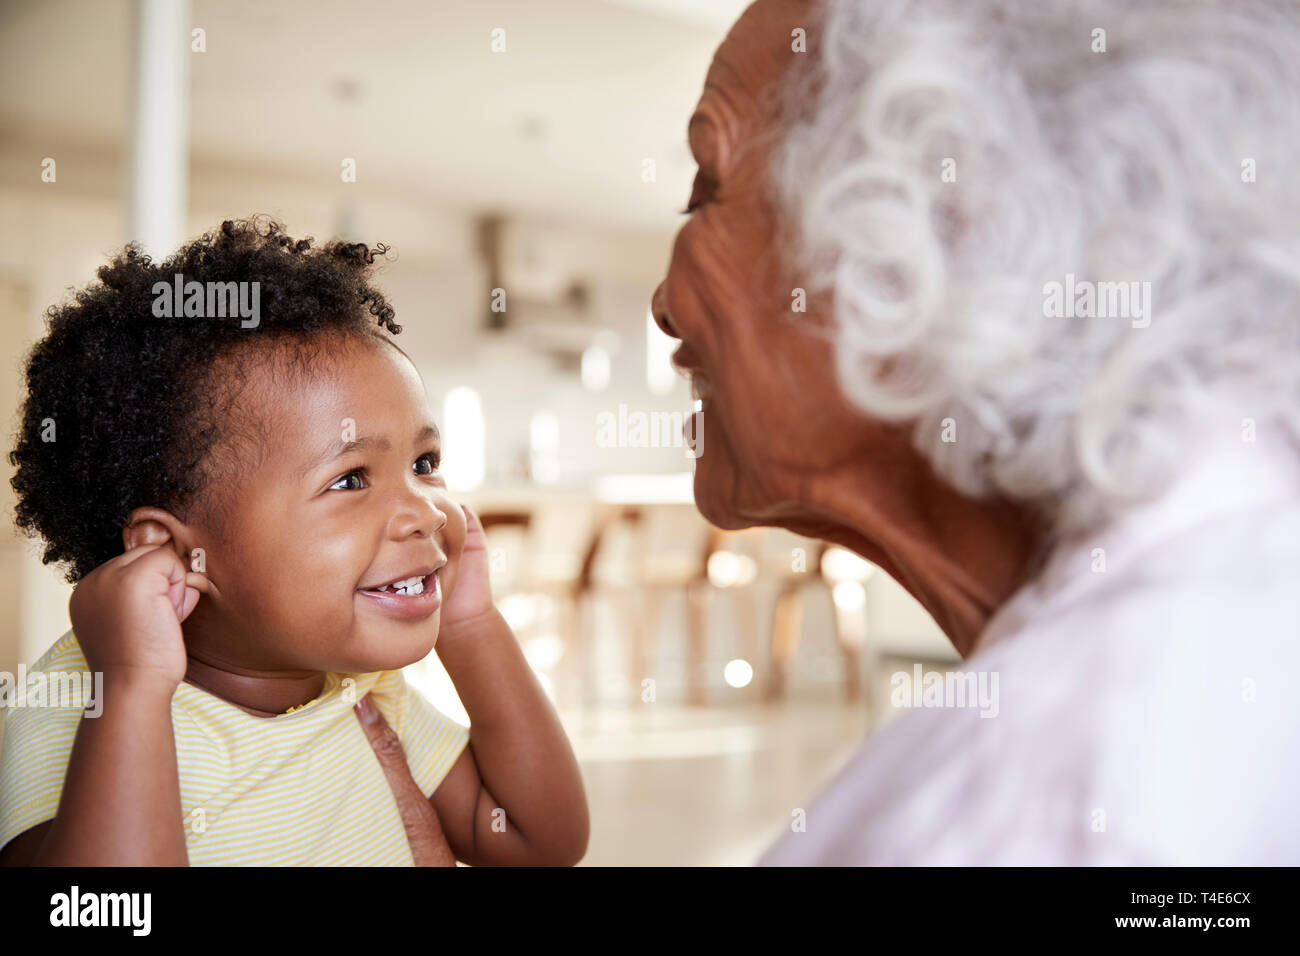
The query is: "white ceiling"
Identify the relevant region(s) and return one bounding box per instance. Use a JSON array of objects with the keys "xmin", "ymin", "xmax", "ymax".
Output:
[{"xmin": 0, "ymin": 0, "xmax": 752, "ymax": 234}]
